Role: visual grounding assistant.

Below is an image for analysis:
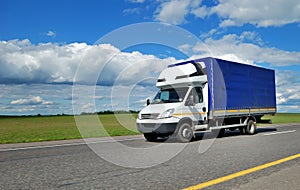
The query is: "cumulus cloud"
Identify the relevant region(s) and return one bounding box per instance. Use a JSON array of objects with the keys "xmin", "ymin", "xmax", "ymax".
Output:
[
  {"xmin": 11, "ymin": 96, "xmax": 53, "ymax": 105},
  {"xmin": 1, "ymin": 36, "xmax": 300, "ymax": 113},
  {"xmin": 209, "ymin": 0, "xmax": 300, "ymax": 27},
  {"xmin": 154, "ymin": 0, "xmax": 205, "ymax": 25},
  {"xmin": 155, "ymin": 0, "xmax": 191, "ymax": 25},
  {"xmin": 191, "ymin": 32, "xmax": 300, "ymax": 66},
  {"xmin": 0, "ymin": 39, "xmax": 175, "ymax": 86},
  {"xmin": 275, "ymin": 70, "xmax": 300, "ymax": 112},
  {"xmin": 154, "ymin": 0, "xmax": 300, "ymax": 27}
]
